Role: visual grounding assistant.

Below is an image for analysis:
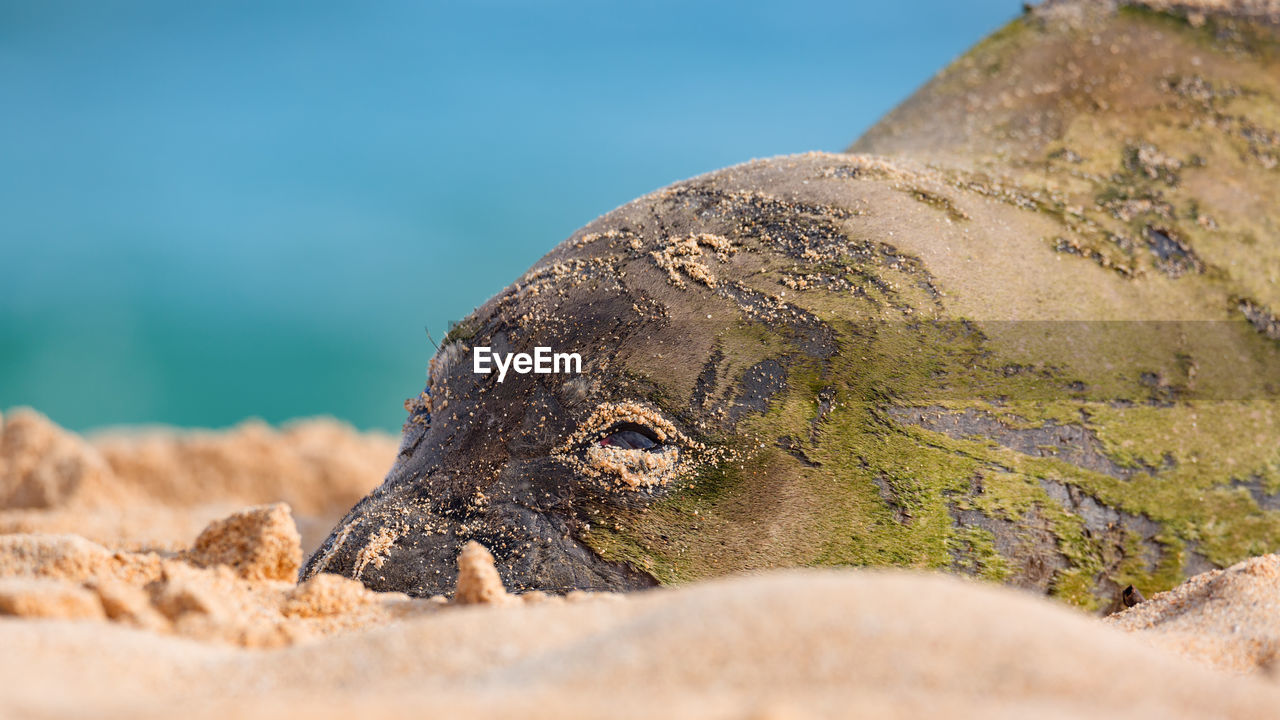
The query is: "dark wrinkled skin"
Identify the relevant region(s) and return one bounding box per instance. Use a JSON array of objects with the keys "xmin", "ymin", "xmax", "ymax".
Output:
[
  {"xmin": 299, "ymin": 273, "xmax": 679, "ymax": 593},
  {"xmin": 299, "ymin": 170, "xmax": 845, "ymax": 594},
  {"xmin": 304, "ymin": 2, "xmax": 1280, "ymax": 604}
]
